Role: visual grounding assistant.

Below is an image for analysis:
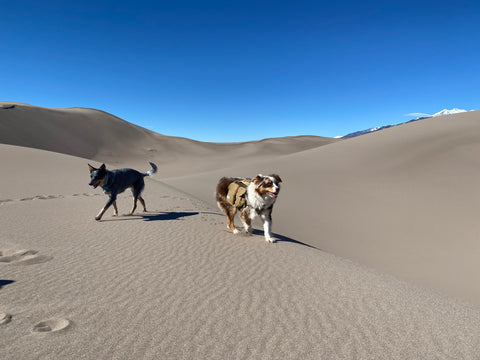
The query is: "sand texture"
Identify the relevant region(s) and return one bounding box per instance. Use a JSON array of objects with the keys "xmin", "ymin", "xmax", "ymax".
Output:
[{"xmin": 1, "ymin": 102, "xmax": 480, "ymax": 359}]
